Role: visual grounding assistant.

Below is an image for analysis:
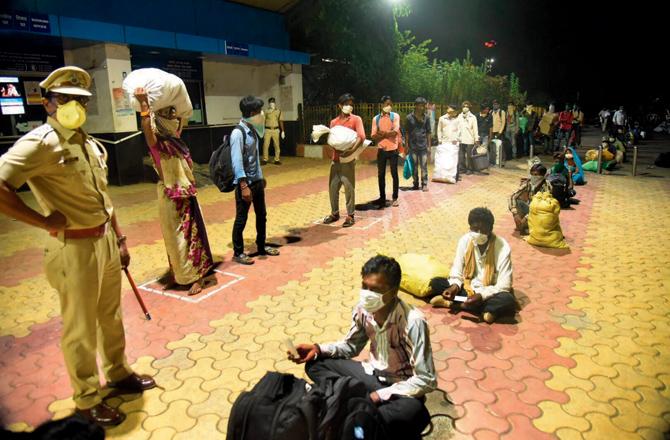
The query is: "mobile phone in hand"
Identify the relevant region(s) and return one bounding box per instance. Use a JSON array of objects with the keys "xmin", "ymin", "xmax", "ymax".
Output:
[{"xmin": 285, "ymin": 338, "xmax": 299, "ymax": 358}]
